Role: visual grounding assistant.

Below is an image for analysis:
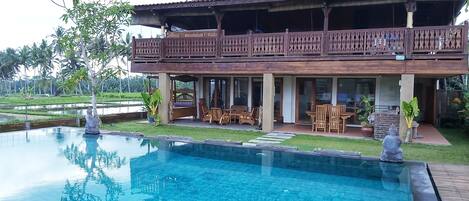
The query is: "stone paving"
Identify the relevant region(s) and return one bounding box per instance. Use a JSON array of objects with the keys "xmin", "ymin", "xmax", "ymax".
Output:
[{"xmin": 245, "ymin": 132, "xmax": 295, "ymax": 146}]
